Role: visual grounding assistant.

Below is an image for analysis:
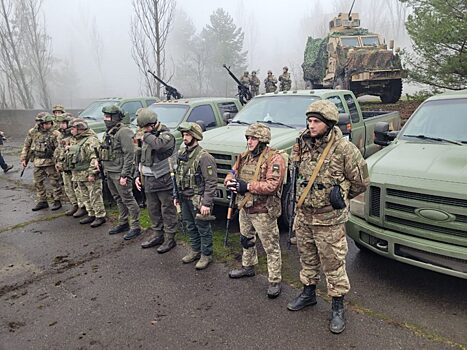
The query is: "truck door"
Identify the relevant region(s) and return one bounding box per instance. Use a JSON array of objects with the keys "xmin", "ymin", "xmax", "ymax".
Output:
[
  {"xmin": 187, "ymin": 104, "xmax": 218, "ymax": 130},
  {"xmin": 343, "ymin": 94, "xmax": 366, "ymax": 155}
]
